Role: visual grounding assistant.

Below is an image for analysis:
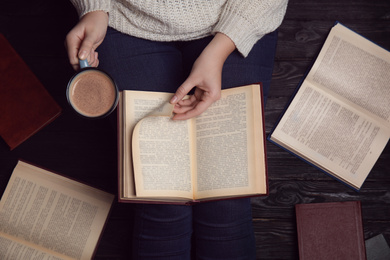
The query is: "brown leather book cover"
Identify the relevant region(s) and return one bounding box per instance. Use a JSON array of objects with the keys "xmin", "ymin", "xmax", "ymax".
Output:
[
  {"xmin": 0, "ymin": 34, "xmax": 61, "ymax": 150},
  {"xmin": 295, "ymin": 201, "xmax": 367, "ymax": 260}
]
